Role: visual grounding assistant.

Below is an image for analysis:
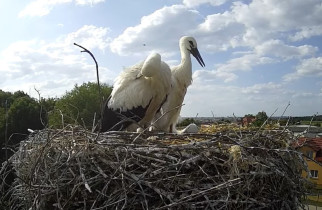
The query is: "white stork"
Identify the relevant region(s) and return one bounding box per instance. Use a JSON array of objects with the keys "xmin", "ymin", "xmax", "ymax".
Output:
[
  {"xmin": 152, "ymin": 36, "xmax": 205, "ymax": 133},
  {"xmin": 100, "ymin": 52, "xmax": 171, "ymax": 132}
]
